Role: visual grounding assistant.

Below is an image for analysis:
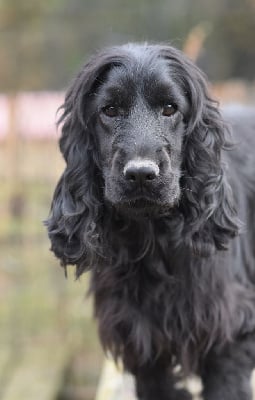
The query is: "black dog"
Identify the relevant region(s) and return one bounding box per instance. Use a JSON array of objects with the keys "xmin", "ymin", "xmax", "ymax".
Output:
[{"xmin": 46, "ymin": 43, "xmax": 255, "ymax": 400}]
